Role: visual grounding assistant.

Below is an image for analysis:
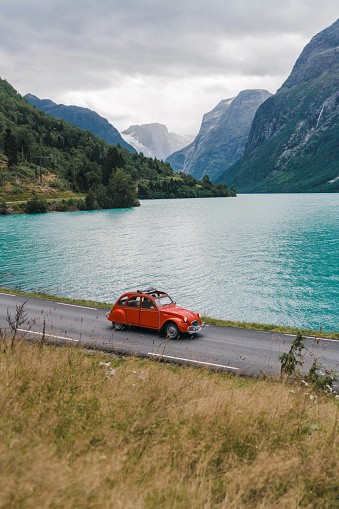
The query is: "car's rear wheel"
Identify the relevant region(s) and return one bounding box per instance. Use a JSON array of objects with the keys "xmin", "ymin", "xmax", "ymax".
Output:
[
  {"xmin": 165, "ymin": 321, "xmax": 180, "ymax": 340},
  {"xmin": 112, "ymin": 322, "xmax": 124, "ymax": 330}
]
